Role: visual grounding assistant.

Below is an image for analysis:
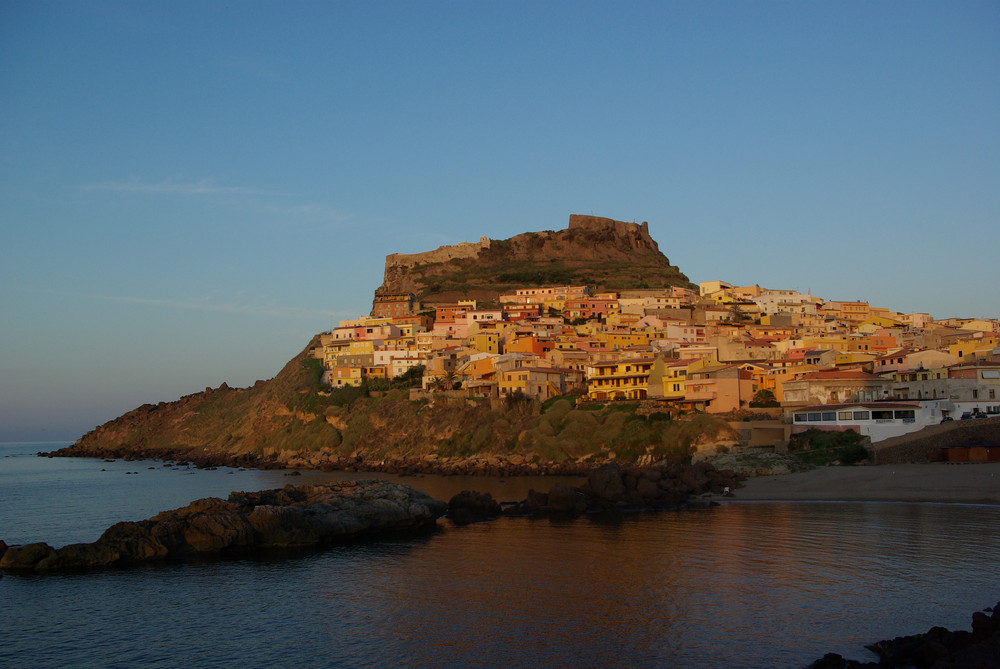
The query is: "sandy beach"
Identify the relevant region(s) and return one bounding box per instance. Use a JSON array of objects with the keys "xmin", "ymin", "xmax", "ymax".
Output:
[{"xmin": 731, "ymin": 461, "xmax": 1000, "ymax": 504}]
